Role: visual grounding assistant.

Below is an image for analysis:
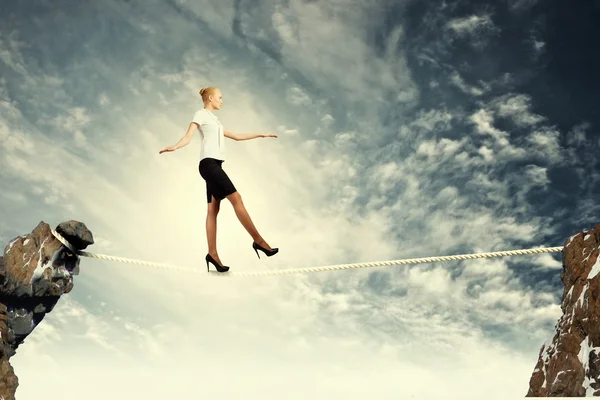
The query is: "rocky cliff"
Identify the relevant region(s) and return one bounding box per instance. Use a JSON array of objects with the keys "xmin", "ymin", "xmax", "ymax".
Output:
[
  {"xmin": 0, "ymin": 220, "xmax": 93, "ymax": 400},
  {"xmin": 527, "ymin": 222, "xmax": 600, "ymax": 397}
]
